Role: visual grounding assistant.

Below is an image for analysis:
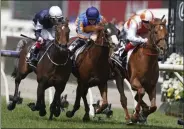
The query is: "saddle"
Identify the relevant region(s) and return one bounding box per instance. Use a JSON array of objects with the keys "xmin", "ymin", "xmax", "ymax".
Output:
[{"xmin": 26, "ymin": 40, "xmax": 53, "ymax": 68}]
